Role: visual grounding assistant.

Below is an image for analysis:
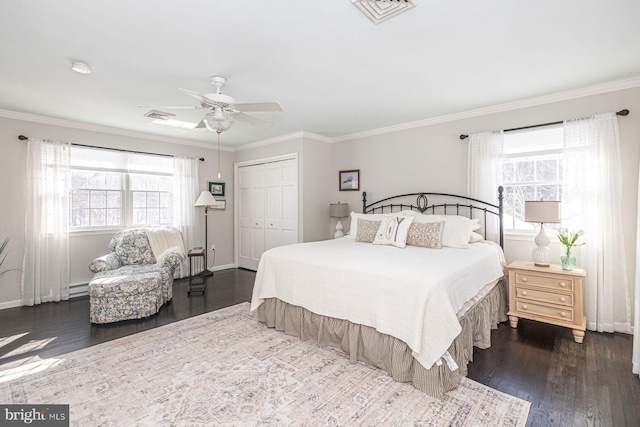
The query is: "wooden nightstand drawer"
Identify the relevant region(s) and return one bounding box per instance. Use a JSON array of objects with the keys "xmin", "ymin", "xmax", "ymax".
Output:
[
  {"xmin": 515, "ymin": 271, "xmax": 574, "ymax": 292},
  {"xmin": 515, "ymin": 300, "xmax": 575, "ymax": 323},
  {"xmin": 515, "ymin": 286, "xmax": 573, "ymax": 307}
]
